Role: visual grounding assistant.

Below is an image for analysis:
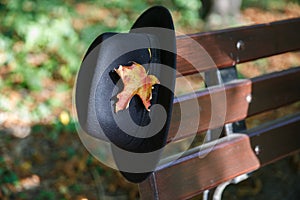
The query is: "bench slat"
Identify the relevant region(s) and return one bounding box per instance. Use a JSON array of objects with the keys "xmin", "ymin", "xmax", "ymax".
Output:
[
  {"xmin": 139, "ymin": 18, "xmax": 300, "ymax": 199},
  {"xmin": 176, "ymin": 18, "xmax": 300, "ymax": 76},
  {"xmin": 168, "ymin": 79, "xmax": 251, "ymax": 142},
  {"xmin": 139, "ymin": 134, "xmax": 260, "ymax": 200},
  {"xmin": 248, "ymin": 113, "xmax": 300, "ymax": 166},
  {"xmin": 140, "ymin": 113, "xmax": 300, "ymax": 200},
  {"xmin": 169, "ymin": 67, "xmax": 300, "ymax": 142},
  {"xmin": 248, "ymin": 67, "xmax": 300, "ymax": 116}
]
